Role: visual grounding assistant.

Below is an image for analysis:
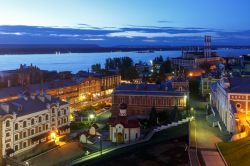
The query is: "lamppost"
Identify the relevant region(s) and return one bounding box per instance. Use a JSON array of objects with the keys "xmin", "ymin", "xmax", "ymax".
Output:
[{"xmin": 98, "ymin": 136, "xmax": 102, "ymax": 155}]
